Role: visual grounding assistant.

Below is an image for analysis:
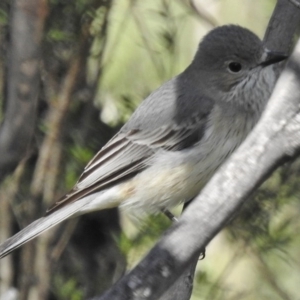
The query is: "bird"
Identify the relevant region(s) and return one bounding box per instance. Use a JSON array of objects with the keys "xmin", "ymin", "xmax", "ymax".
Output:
[{"xmin": 0, "ymin": 25, "xmax": 287, "ymax": 259}]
